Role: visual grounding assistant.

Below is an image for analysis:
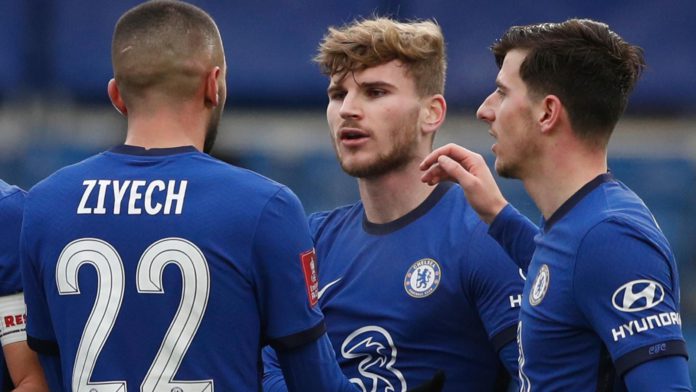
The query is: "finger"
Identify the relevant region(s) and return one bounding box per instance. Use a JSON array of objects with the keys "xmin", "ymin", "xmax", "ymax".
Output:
[
  {"xmin": 420, "ymin": 163, "xmax": 446, "ymax": 185},
  {"xmin": 420, "ymin": 143, "xmax": 478, "ymax": 170},
  {"xmin": 419, "ymin": 144, "xmax": 456, "ymax": 170},
  {"xmin": 436, "ymin": 155, "xmax": 479, "ymax": 188}
]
